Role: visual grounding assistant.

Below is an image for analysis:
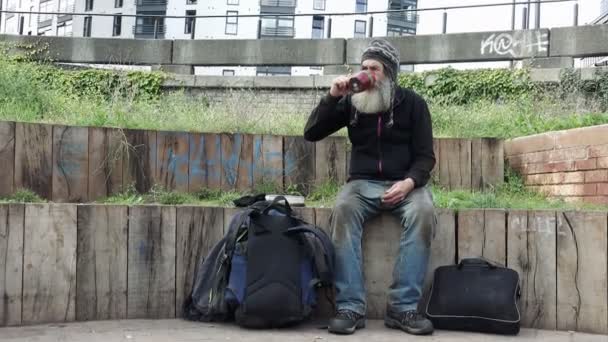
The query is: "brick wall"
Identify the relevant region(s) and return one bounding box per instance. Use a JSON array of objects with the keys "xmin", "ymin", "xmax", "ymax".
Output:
[{"xmin": 505, "ymin": 125, "xmax": 608, "ymax": 205}]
